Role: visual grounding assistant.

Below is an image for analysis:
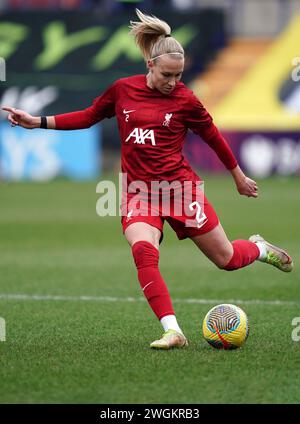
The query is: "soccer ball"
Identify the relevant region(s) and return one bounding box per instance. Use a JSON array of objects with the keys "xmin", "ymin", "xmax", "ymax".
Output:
[{"xmin": 202, "ymin": 304, "xmax": 249, "ymax": 349}]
